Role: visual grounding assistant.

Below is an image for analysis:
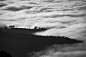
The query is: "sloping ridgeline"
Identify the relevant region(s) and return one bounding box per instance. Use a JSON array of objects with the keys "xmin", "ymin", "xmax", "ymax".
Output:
[
  {"xmin": 0, "ymin": 27, "xmax": 84, "ymax": 57},
  {"xmin": 0, "ymin": 26, "xmax": 48, "ymax": 34}
]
